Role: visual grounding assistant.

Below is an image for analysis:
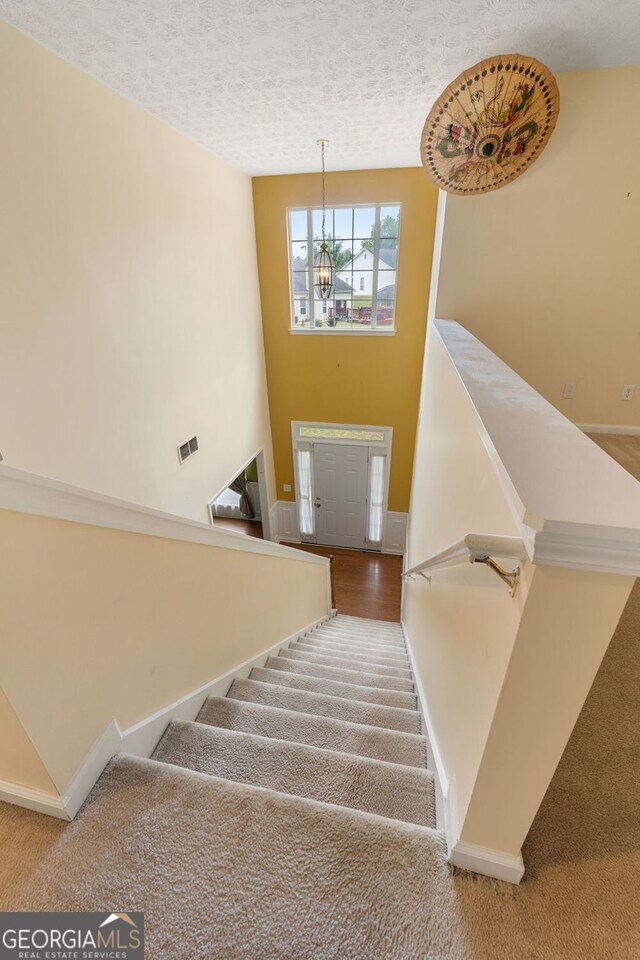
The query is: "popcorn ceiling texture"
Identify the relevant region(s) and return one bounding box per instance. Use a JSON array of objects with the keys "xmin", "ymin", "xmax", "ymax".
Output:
[{"xmin": 0, "ymin": 0, "xmax": 638, "ymax": 174}]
